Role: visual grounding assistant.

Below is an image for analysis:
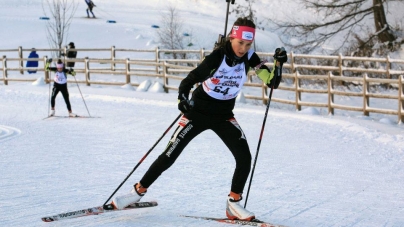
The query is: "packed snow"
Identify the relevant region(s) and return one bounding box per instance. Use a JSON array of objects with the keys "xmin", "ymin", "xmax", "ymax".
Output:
[{"xmin": 1, "ymin": 0, "xmax": 404, "ymax": 227}]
